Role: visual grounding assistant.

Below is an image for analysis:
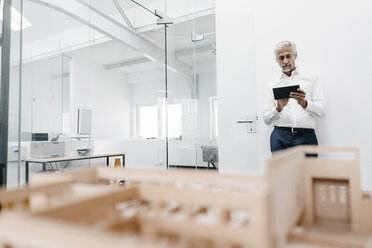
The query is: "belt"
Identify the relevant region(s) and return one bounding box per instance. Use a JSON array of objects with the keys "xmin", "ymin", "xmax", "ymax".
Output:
[{"xmin": 275, "ymin": 126, "xmax": 315, "ymax": 133}]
